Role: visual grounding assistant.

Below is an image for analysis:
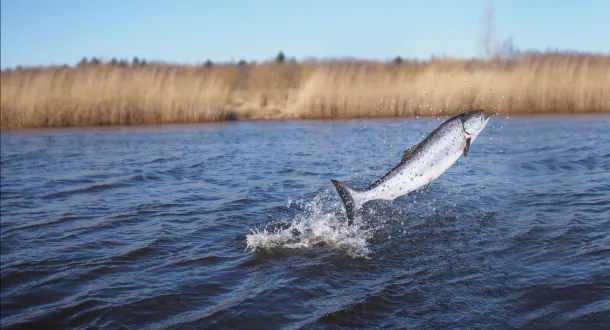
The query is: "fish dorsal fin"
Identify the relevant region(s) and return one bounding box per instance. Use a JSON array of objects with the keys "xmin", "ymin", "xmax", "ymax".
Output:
[
  {"xmin": 463, "ymin": 138, "xmax": 471, "ymax": 157},
  {"xmin": 367, "ymin": 142, "xmax": 422, "ymax": 189},
  {"xmin": 401, "ymin": 143, "xmax": 421, "ymax": 163}
]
